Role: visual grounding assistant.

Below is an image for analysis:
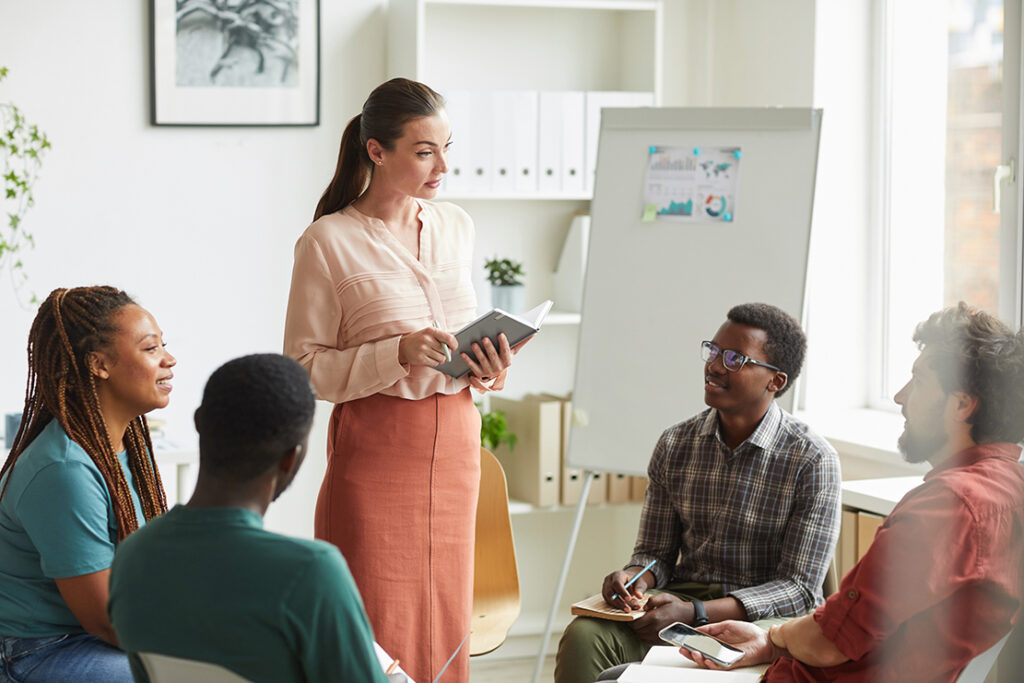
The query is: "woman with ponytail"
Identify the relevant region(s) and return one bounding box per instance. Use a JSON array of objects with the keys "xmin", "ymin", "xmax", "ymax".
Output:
[
  {"xmin": 284, "ymin": 78, "xmax": 522, "ymax": 683},
  {"xmin": 0, "ymin": 286, "xmax": 173, "ymax": 682}
]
